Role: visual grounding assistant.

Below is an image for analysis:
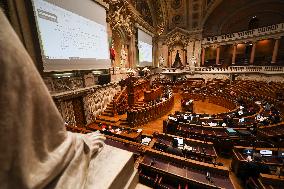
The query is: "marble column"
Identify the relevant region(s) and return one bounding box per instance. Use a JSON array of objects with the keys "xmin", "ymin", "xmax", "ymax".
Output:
[
  {"xmin": 232, "ymin": 44, "xmax": 237, "ymax": 65},
  {"xmin": 250, "ymin": 42, "xmax": 256, "ymax": 64},
  {"xmin": 194, "ymin": 40, "xmax": 201, "ymax": 67},
  {"xmin": 162, "ymin": 44, "xmax": 168, "ymax": 68},
  {"xmin": 271, "ymin": 38, "xmax": 280, "ymax": 64},
  {"xmin": 201, "ymin": 47, "xmax": 205, "ymax": 66},
  {"xmin": 186, "ymin": 41, "xmax": 194, "ymax": 66},
  {"xmin": 183, "ymin": 49, "xmax": 186, "ymax": 66},
  {"xmin": 153, "ymin": 41, "xmax": 158, "ymax": 67},
  {"xmin": 216, "ymin": 46, "xmax": 220, "ymax": 65},
  {"xmin": 168, "ymin": 50, "xmax": 172, "ymax": 67}
]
